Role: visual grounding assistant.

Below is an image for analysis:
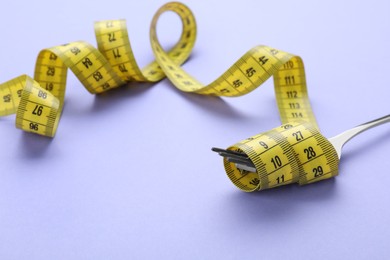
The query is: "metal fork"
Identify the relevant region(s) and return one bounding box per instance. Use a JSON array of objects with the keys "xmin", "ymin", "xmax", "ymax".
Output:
[{"xmin": 212, "ymin": 114, "xmax": 390, "ymax": 172}]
